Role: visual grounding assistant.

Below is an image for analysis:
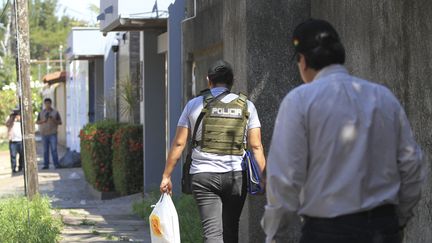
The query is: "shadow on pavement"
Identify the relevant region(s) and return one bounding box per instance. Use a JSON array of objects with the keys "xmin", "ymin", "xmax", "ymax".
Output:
[{"xmin": 34, "ymin": 140, "xmax": 151, "ymax": 242}]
